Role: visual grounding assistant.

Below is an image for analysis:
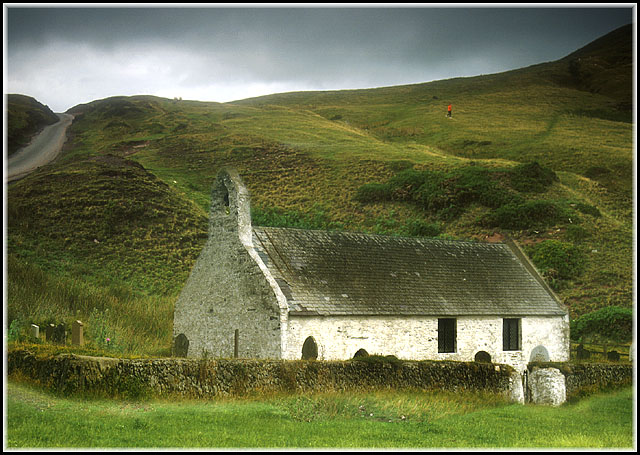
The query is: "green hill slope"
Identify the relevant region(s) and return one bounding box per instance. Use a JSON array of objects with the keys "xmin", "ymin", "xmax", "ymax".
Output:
[
  {"xmin": 6, "ymin": 25, "xmax": 633, "ymax": 355},
  {"xmin": 7, "ymin": 94, "xmax": 60, "ymax": 156}
]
